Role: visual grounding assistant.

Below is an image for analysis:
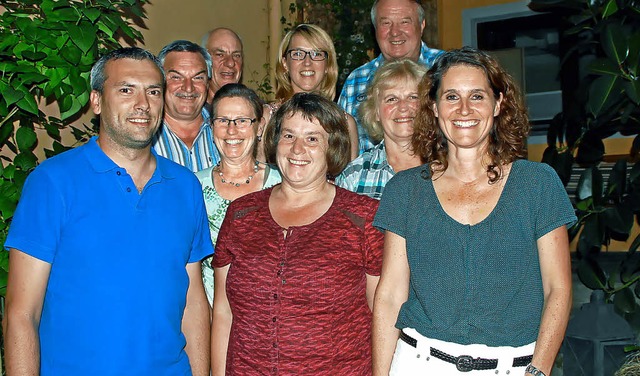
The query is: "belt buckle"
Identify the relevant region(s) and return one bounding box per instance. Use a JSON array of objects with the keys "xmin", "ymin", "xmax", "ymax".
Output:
[{"xmin": 456, "ymin": 355, "xmax": 474, "ymax": 372}]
